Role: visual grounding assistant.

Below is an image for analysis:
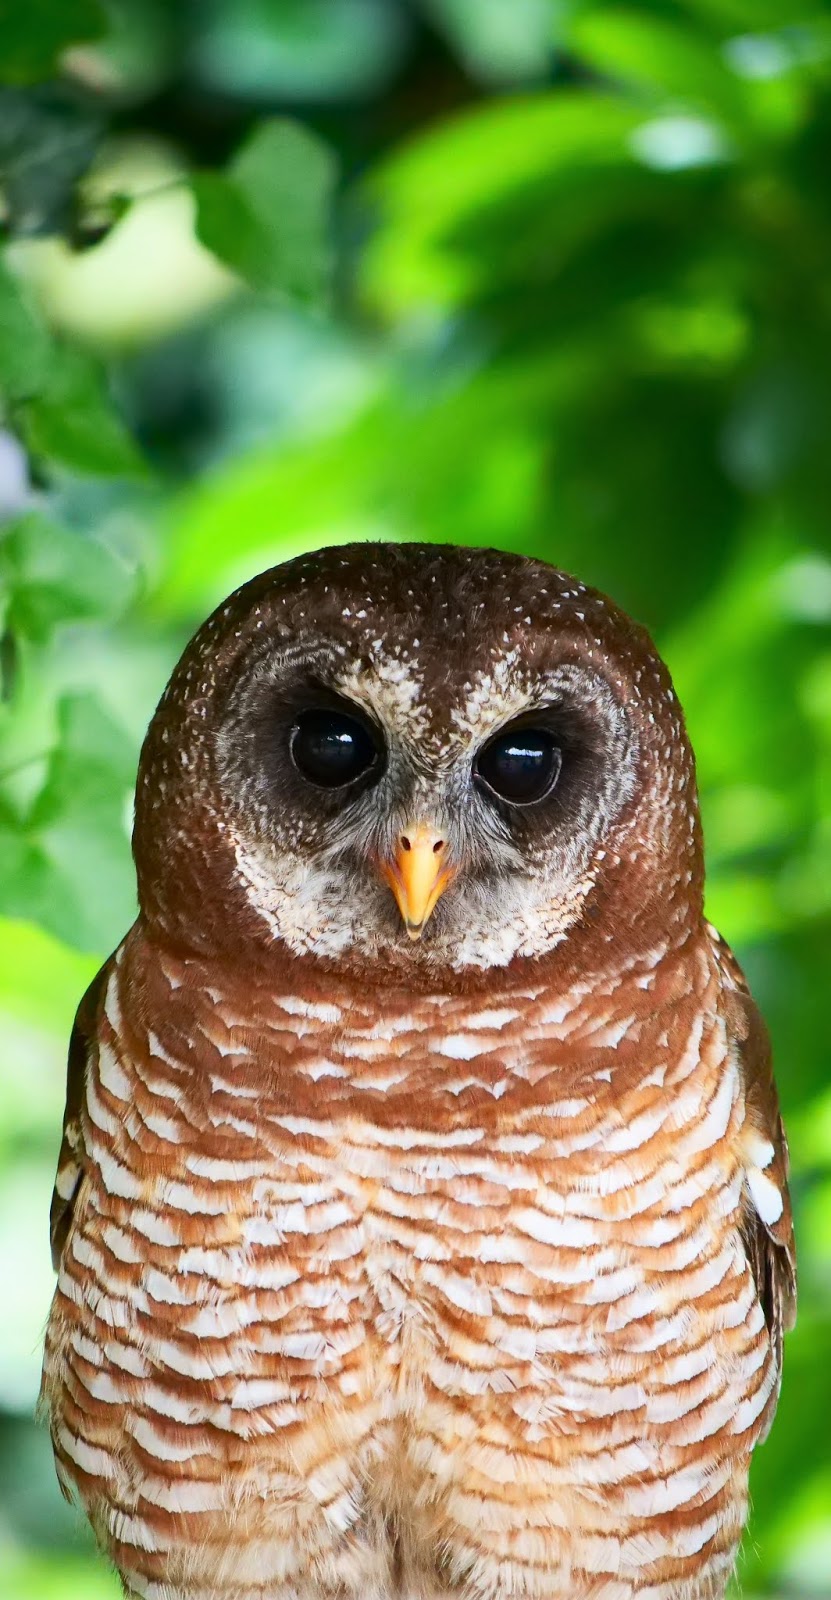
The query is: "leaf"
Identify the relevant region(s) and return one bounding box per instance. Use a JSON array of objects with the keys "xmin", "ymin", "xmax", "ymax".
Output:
[
  {"xmin": 0, "ymin": 1553, "xmax": 120, "ymax": 1600},
  {"xmin": 362, "ymin": 91, "xmax": 644, "ymax": 312},
  {"xmin": 566, "ymin": 10, "xmax": 756, "ymax": 132},
  {"xmin": 685, "ymin": 0, "xmax": 818, "ymax": 26},
  {"xmin": 193, "ymin": 118, "xmax": 337, "ymax": 303},
  {"xmin": 0, "ymin": 692, "xmax": 137, "ymax": 952},
  {"xmin": 424, "ymin": 0, "xmax": 554, "ymax": 84},
  {"xmin": 0, "ymin": 514, "xmax": 135, "ymax": 642},
  {"xmin": 191, "ymin": 173, "xmax": 264, "ymax": 282},
  {"xmin": 22, "ymin": 345, "xmax": 146, "ymax": 478},
  {"xmin": 190, "ymin": 0, "xmax": 408, "ymax": 101},
  {"xmin": 0, "ymin": 916, "xmax": 98, "ymax": 1030},
  {"xmin": 0, "ymin": 256, "xmax": 51, "ymax": 401},
  {"xmin": 0, "ymin": 0, "xmax": 107, "ymax": 84}
]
